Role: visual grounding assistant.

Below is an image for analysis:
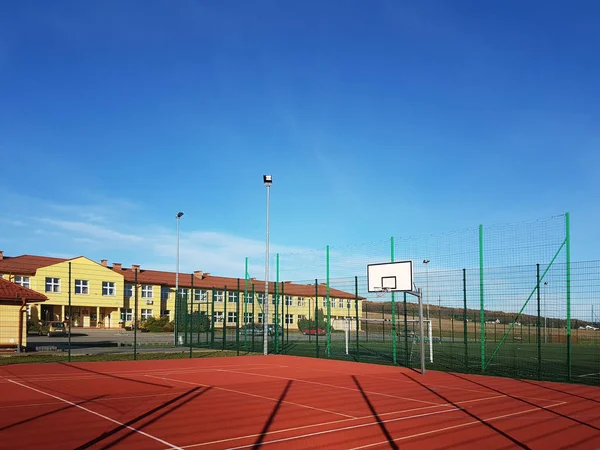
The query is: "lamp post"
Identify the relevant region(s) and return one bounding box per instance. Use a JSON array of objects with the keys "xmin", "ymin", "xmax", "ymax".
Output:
[
  {"xmin": 423, "ymin": 259, "xmax": 430, "ymax": 320},
  {"xmin": 263, "ymin": 175, "xmax": 272, "ymax": 355},
  {"xmin": 175, "ymin": 211, "xmax": 184, "ymax": 345},
  {"xmin": 544, "ymin": 281, "xmax": 548, "ymax": 344}
]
